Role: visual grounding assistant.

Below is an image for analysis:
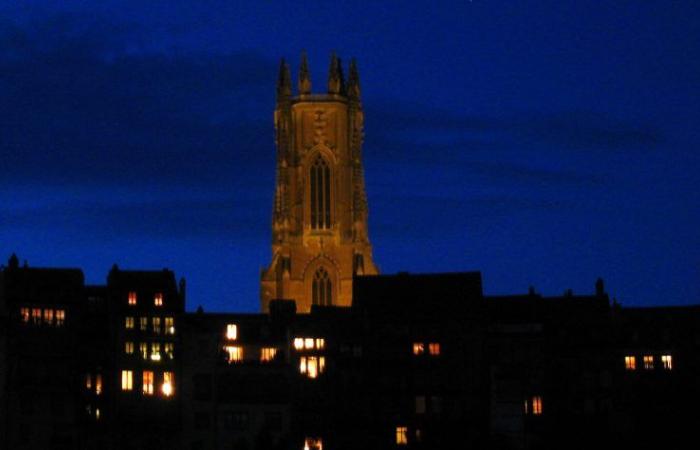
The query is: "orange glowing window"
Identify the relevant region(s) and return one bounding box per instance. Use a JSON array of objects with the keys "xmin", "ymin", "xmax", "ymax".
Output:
[
  {"xmin": 299, "ymin": 356, "xmax": 325, "ymax": 379},
  {"xmin": 55, "ymin": 309, "xmax": 65, "ymax": 326},
  {"xmin": 304, "ymin": 338, "xmax": 314, "ymax": 349},
  {"xmin": 125, "ymin": 341, "xmax": 134, "ymax": 354},
  {"xmin": 20, "ymin": 307, "xmax": 30, "ymax": 323},
  {"xmin": 128, "ymin": 291, "xmax": 137, "ymax": 305},
  {"xmin": 293, "ymin": 338, "xmax": 304, "ymax": 350},
  {"xmin": 121, "ymin": 370, "xmax": 133, "ymax": 391},
  {"xmin": 261, "ymin": 347, "xmax": 277, "ymax": 362},
  {"xmin": 304, "ymin": 437, "xmax": 323, "ymax": 450},
  {"xmin": 643, "ymin": 355, "xmax": 654, "ymax": 370},
  {"xmin": 226, "ymin": 324, "xmax": 238, "ymax": 340},
  {"xmin": 86, "ymin": 373, "xmax": 92, "ymax": 390},
  {"xmin": 154, "ymin": 292, "xmax": 163, "ymax": 306},
  {"xmin": 95, "ymin": 374, "xmax": 102, "ymax": 395},
  {"xmin": 162, "ymin": 371, "xmax": 174, "ymax": 397},
  {"xmin": 152, "ymin": 317, "xmax": 161, "ymax": 334},
  {"xmin": 43, "ymin": 309, "xmax": 54, "ymax": 325},
  {"xmin": 624, "ymin": 356, "xmax": 636, "ymax": 371},
  {"xmin": 315, "ymin": 338, "xmax": 325, "ymax": 349},
  {"xmin": 225, "ymin": 345, "xmax": 243, "ymax": 363},
  {"xmin": 140, "ymin": 342, "xmax": 148, "ymax": 359},
  {"xmin": 396, "ymin": 426, "xmax": 408, "ymax": 445},
  {"xmin": 413, "ymin": 343, "xmax": 425, "ymax": 355},
  {"xmin": 428, "ymin": 343, "xmax": 440, "ymax": 356},
  {"xmin": 151, "ymin": 342, "xmax": 161, "ymax": 361},
  {"xmin": 32, "ymin": 308, "xmax": 41, "ymax": 324},
  {"xmin": 125, "ymin": 316, "xmax": 134, "ymax": 329},
  {"xmin": 165, "ymin": 317, "xmax": 175, "ymax": 335},
  {"xmin": 661, "ymin": 354, "xmax": 673, "ymax": 370},
  {"xmin": 143, "ymin": 371, "xmax": 154, "ymax": 395},
  {"xmin": 532, "ymin": 396, "xmax": 543, "ymax": 415}
]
